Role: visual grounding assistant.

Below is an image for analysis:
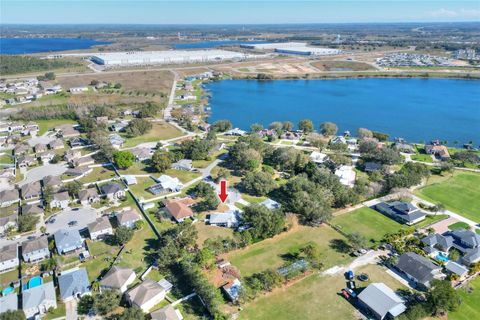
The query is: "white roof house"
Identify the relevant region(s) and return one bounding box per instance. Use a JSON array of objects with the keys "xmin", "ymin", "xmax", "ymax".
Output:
[
  {"xmin": 0, "ymin": 294, "xmax": 18, "ymax": 313},
  {"xmin": 335, "ymin": 165, "xmax": 356, "ymax": 188},
  {"xmin": 310, "ymin": 151, "xmax": 328, "ymax": 164},
  {"xmin": 260, "ymin": 198, "xmax": 281, "ymax": 210},
  {"xmin": 155, "ymin": 175, "xmax": 183, "ymax": 192},
  {"xmin": 209, "ymin": 211, "xmax": 240, "ymax": 228}
]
